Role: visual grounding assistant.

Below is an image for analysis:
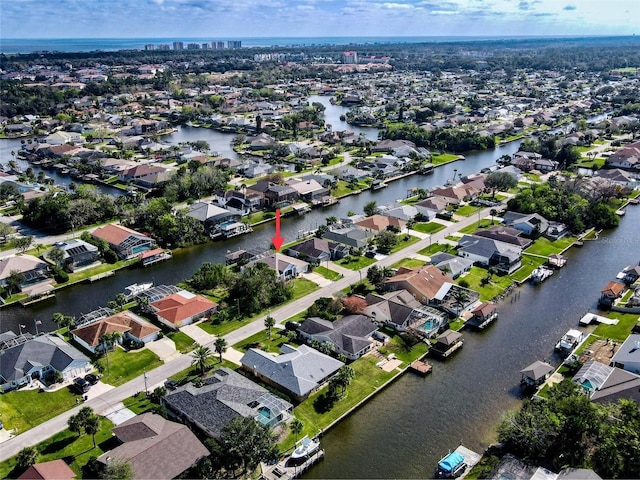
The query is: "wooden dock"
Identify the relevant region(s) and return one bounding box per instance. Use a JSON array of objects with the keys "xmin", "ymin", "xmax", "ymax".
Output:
[
  {"xmin": 409, "ymin": 360, "xmax": 433, "ymax": 376},
  {"xmin": 261, "ymin": 450, "xmax": 324, "ymax": 480},
  {"xmin": 87, "ymin": 271, "xmax": 115, "ymax": 283}
]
